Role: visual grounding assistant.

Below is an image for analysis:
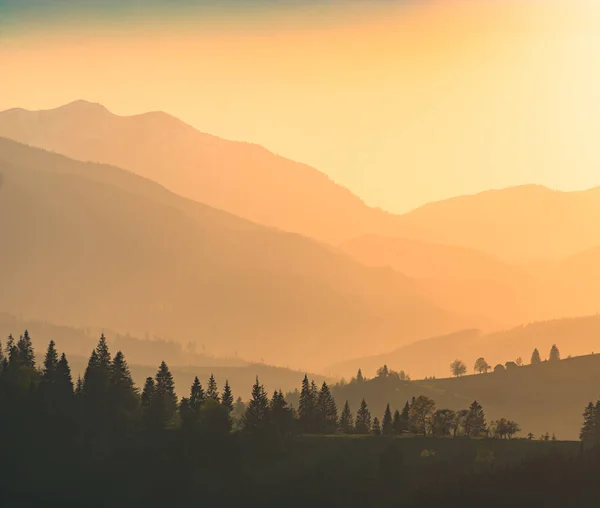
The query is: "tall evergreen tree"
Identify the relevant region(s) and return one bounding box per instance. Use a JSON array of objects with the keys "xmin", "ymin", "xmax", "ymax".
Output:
[
  {"xmin": 317, "ymin": 381, "xmax": 338, "ymax": 433},
  {"xmin": 206, "ymin": 373, "xmax": 220, "ymax": 402},
  {"xmin": 6, "ymin": 334, "xmax": 18, "ymax": 364},
  {"xmin": 531, "ymin": 348, "xmax": 542, "ymax": 365},
  {"xmin": 17, "ymin": 330, "xmax": 35, "ymax": 368},
  {"xmin": 382, "ymin": 403, "xmax": 393, "ymax": 436},
  {"xmin": 96, "ymin": 334, "xmax": 111, "ymax": 368},
  {"xmin": 109, "ymin": 351, "xmax": 139, "ymax": 433},
  {"xmin": 465, "ymin": 400, "xmax": 487, "ymax": 437},
  {"xmin": 298, "ymin": 375, "xmax": 317, "ymax": 433},
  {"xmin": 190, "ymin": 376, "xmax": 205, "ymax": 411},
  {"xmin": 141, "ymin": 377, "xmax": 155, "ymax": 430},
  {"xmin": 356, "ymin": 369, "xmax": 364, "ymax": 384},
  {"xmin": 56, "ymin": 353, "xmax": 74, "ymax": 397},
  {"xmin": 151, "ymin": 361, "xmax": 178, "ymax": 429},
  {"xmin": 42, "ymin": 340, "xmax": 59, "ymax": 380},
  {"xmin": 580, "ymin": 402, "xmax": 597, "ymax": 442},
  {"xmin": 392, "ymin": 409, "xmax": 403, "ymax": 435},
  {"xmin": 355, "ymin": 398, "xmax": 372, "ymax": 434},
  {"xmin": 269, "ymin": 390, "xmax": 293, "ymax": 436},
  {"xmin": 221, "ymin": 380, "xmax": 234, "ymax": 413},
  {"xmin": 549, "ymin": 344, "xmax": 561, "ymax": 362},
  {"xmin": 339, "ymin": 401, "xmax": 354, "ymax": 434},
  {"xmin": 372, "ymin": 417, "xmax": 382, "ymax": 436},
  {"xmin": 242, "ymin": 376, "xmax": 269, "ymax": 432}
]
